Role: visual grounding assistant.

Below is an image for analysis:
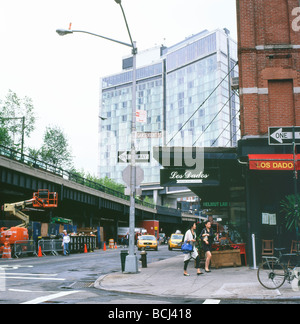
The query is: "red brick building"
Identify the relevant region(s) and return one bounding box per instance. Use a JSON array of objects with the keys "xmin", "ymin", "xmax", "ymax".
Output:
[
  {"xmin": 236, "ymin": 0, "xmax": 300, "ymax": 258},
  {"xmin": 237, "ymin": 0, "xmax": 300, "ymax": 136}
]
